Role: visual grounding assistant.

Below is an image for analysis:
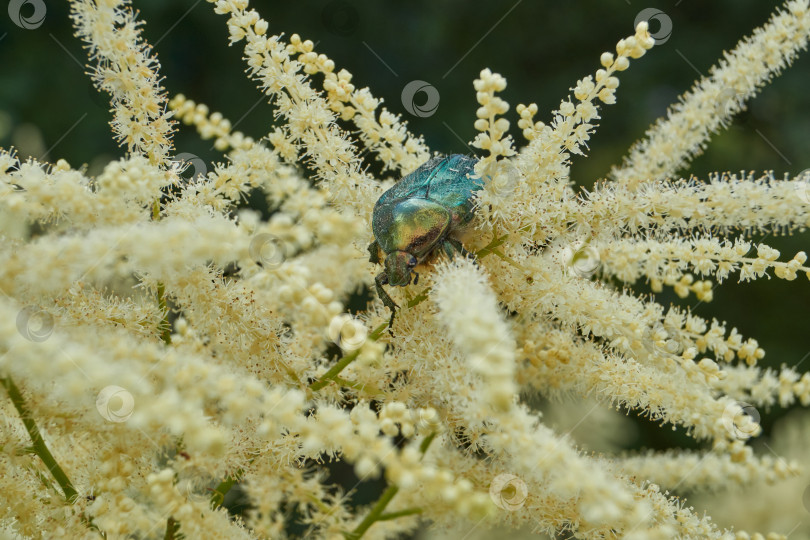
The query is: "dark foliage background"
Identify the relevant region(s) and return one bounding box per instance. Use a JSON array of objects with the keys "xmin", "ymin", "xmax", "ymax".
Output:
[{"xmin": 1, "ymin": 0, "xmax": 809, "ymax": 532}]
